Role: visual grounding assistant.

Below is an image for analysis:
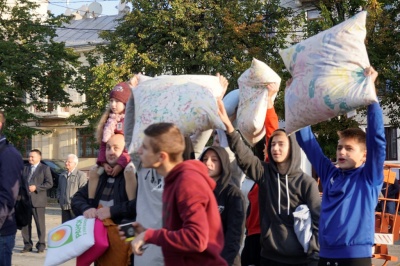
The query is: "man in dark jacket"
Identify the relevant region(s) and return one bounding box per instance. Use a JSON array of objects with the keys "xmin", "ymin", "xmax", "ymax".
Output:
[
  {"xmin": 72, "ymin": 134, "xmax": 136, "ymax": 265},
  {"xmin": 200, "ymin": 146, "xmax": 245, "ymax": 266},
  {"xmin": 0, "ymin": 111, "xmax": 24, "ymax": 265},
  {"xmin": 218, "ymin": 99, "xmax": 321, "ymax": 266},
  {"xmin": 21, "ymin": 149, "xmax": 53, "ymax": 253},
  {"xmin": 71, "ymin": 134, "xmax": 136, "ymax": 223}
]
